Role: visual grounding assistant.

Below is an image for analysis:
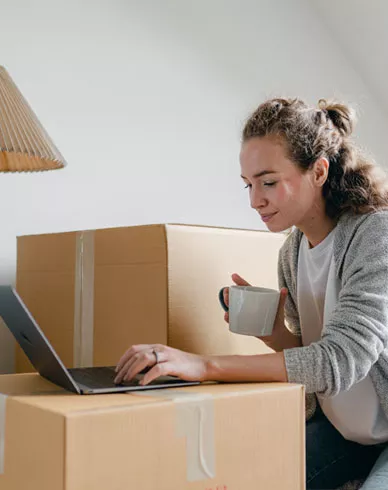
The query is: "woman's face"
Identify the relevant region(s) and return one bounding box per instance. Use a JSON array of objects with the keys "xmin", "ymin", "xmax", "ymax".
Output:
[{"xmin": 240, "ymin": 136, "xmax": 325, "ymax": 233}]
